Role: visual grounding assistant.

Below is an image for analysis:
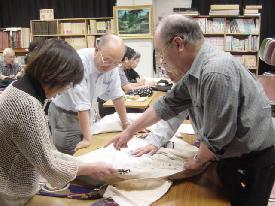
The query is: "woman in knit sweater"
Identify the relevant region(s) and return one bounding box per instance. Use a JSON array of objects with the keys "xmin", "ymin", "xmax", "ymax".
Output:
[{"xmin": 0, "ymin": 39, "xmax": 115, "ymax": 205}]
